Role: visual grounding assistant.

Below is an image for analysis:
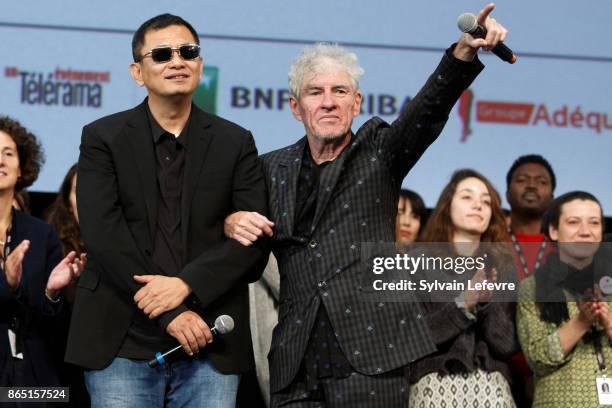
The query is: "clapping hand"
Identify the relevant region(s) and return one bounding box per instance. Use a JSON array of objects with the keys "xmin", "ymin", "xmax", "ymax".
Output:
[
  {"xmin": 463, "ymin": 268, "xmax": 497, "ymax": 311},
  {"xmin": 4, "ymin": 240, "xmax": 30, "ymax": 291},
  {"xmin": 46, "ymin": 251, "xmax": 87, "ymax": 300}
]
